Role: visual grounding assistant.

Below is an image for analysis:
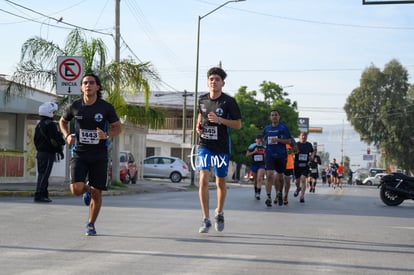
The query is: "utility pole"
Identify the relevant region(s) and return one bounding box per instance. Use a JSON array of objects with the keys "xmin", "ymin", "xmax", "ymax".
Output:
[
  {"xmin": 182, "ymin": 90, "xmax": 188, "ymax": 161},
  {"xmin": 155, "ymin": 91, "xmax": 192, "ymax": 162},
  {"xmin": 111, "ymin": 0, "xmax": 121, "ymax": 182},
  {"xmin": 115, "ymin": 0, "xmax": 120, "ymax": 62},
  {"xmin": 341, "ymin": 120, "xmax": 344, "ymax": 163}
]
